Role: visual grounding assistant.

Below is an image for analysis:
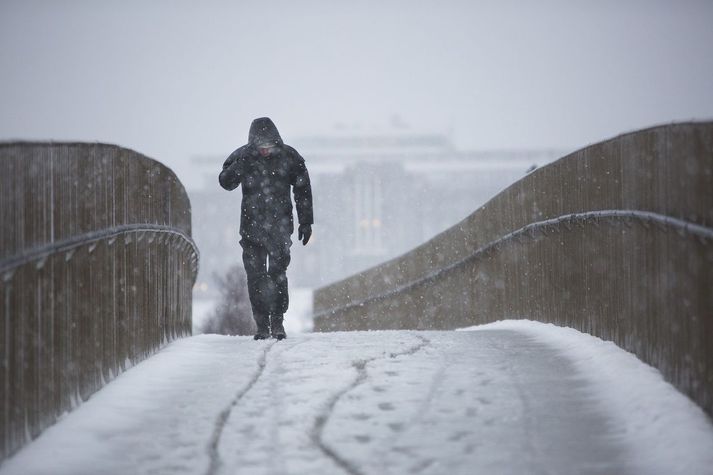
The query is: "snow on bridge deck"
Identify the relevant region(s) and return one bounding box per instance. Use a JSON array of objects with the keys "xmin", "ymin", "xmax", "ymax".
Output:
[{"xmin": 2, "ymin": 322, "xmax": 712, "ymax": 475}]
